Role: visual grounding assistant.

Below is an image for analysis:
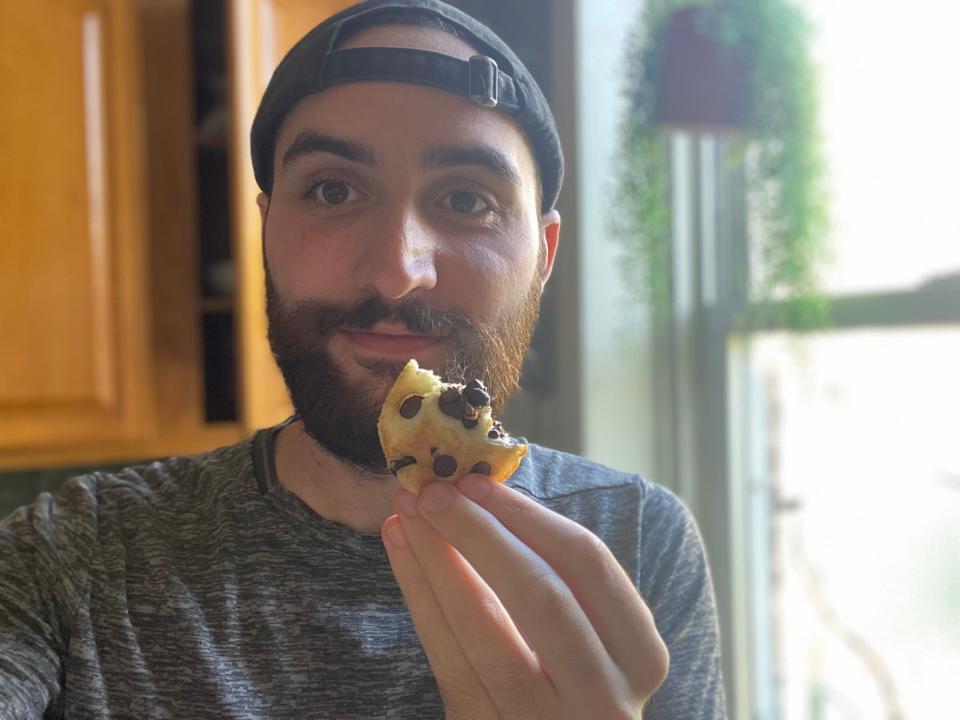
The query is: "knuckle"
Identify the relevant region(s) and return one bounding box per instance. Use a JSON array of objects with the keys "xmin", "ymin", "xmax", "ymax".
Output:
[
  {"xmin": 647, "ymin": 638, "xmax": 671, "ymax": 692},
  {"xmin": 476, "ymin": 596, "xmax": 512, "ymax": 629},
  {"xmin": 568, "ymin": 695, "xmax": 639, "ymax": 720},
  {"xmin": 484, "ymin": 656, "xmax": 532, "ymax": 694},
  {"xmin": 404, "ymin": 572, "xmax": 433, "ymax": 595},
  {"xmin": 566, "ymin": 653, "xmax": 619, "ymax": 697},
  {"xmin": 436, "ymin": 669, "xmax": 489, "ymax": 719},
  {"xmin": 608, "ymin": 702, "xmax": 643, "ymax": 720},
  {"xmin": 577, "ymin": 525, "xmax": 607, "ymax": 556},
  {"xmin": 628, "ymin": 637, "xmax": 671, "ymax": 699},
  {"xmin": 525, "ymin": 569, "xmax": 571, "ymax": 614},
  {"xmin": 482, "ymin": 659, "xmax": 542, "ymax": 718},
  {"xmin": 565, "ymin": 526, "xmax": 618, "ymax": 581},
  {"xmin": 576, "ymin": 530, "xmax": 652, "ymax": 619},
  {"xmin": 500, "ymin": 493, "xmax": 536, "ymax": 523},
  {"xmin": 504, "ymin": 705, "xmax": 550, "ymax": 720},
  {"xmin": 578, "ymin": 528, "xmax": 618, "ymax": 573}
]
